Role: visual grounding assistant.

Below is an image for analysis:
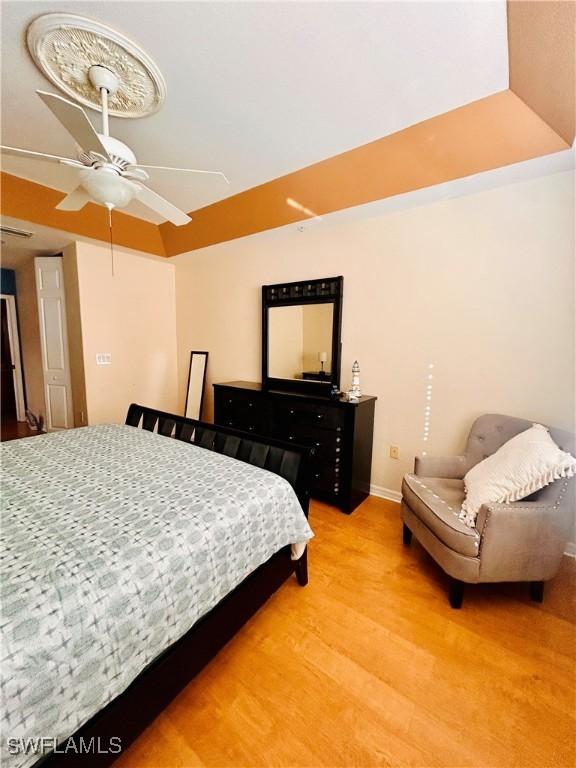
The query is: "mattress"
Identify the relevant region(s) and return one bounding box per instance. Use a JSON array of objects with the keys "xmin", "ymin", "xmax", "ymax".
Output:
[{"xmin": 1, "ymin": 424, "xmax": 313, "ymax": 768}]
